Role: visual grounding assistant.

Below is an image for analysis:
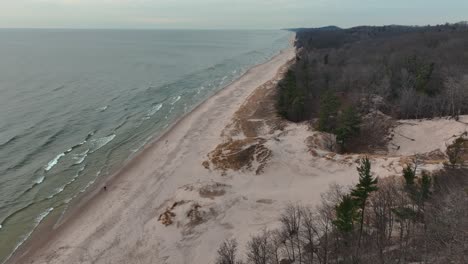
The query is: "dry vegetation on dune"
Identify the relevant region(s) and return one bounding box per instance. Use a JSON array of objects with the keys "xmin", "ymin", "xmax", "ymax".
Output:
[{"xmin": 204, "ymin": 60, "xmax": 293, "ymax": 175}]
